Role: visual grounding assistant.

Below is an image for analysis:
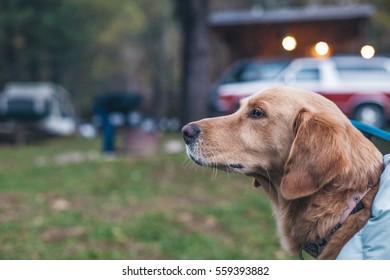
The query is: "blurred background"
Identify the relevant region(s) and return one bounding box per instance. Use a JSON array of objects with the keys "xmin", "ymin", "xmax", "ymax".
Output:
[{"xmin": 0, "ymin": 0, "xmax": 390, "ymax": 259}]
